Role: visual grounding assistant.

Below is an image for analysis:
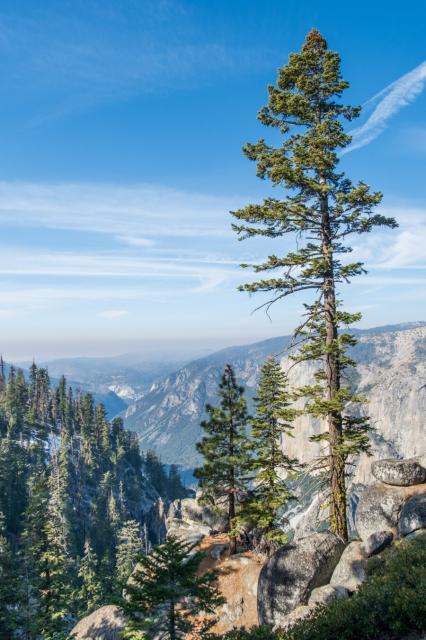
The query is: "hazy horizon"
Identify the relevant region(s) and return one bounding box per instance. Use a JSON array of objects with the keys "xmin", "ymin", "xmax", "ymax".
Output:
[{"xmin": 4, "ymin": 319, "xmax": 426, "ymax": 365}]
